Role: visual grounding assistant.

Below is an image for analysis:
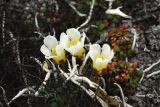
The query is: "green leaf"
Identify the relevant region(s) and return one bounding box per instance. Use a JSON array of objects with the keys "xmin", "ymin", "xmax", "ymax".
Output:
[
  {"xmin": 106, "ymin": 14, "xmax": 114, "ymax": 20},
  {"xmin": 114, "ymin": 46, "xmax": 121, "ymax": 52}
]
